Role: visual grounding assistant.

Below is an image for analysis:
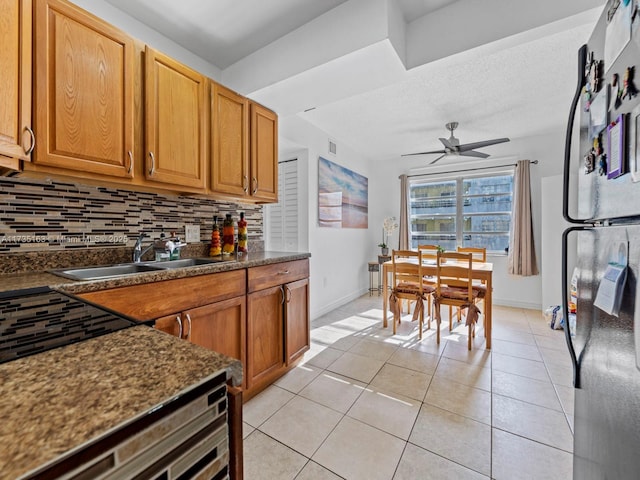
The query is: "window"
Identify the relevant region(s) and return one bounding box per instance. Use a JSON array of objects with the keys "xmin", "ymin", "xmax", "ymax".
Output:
[
  {"xmin": 266, "ymin": 159, "xmax": 299, "ymax": 251},
  {"xmin": 409, "ymin": 172, "xmax": 513, "ymax": 253}
]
